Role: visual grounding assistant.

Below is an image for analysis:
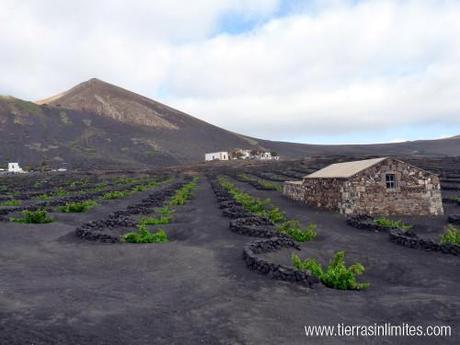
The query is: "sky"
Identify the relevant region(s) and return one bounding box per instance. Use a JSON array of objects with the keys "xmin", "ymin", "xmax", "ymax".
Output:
[{"xmin": 1, "ymin": 0, "xmax": 459, "ymax": 144}]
